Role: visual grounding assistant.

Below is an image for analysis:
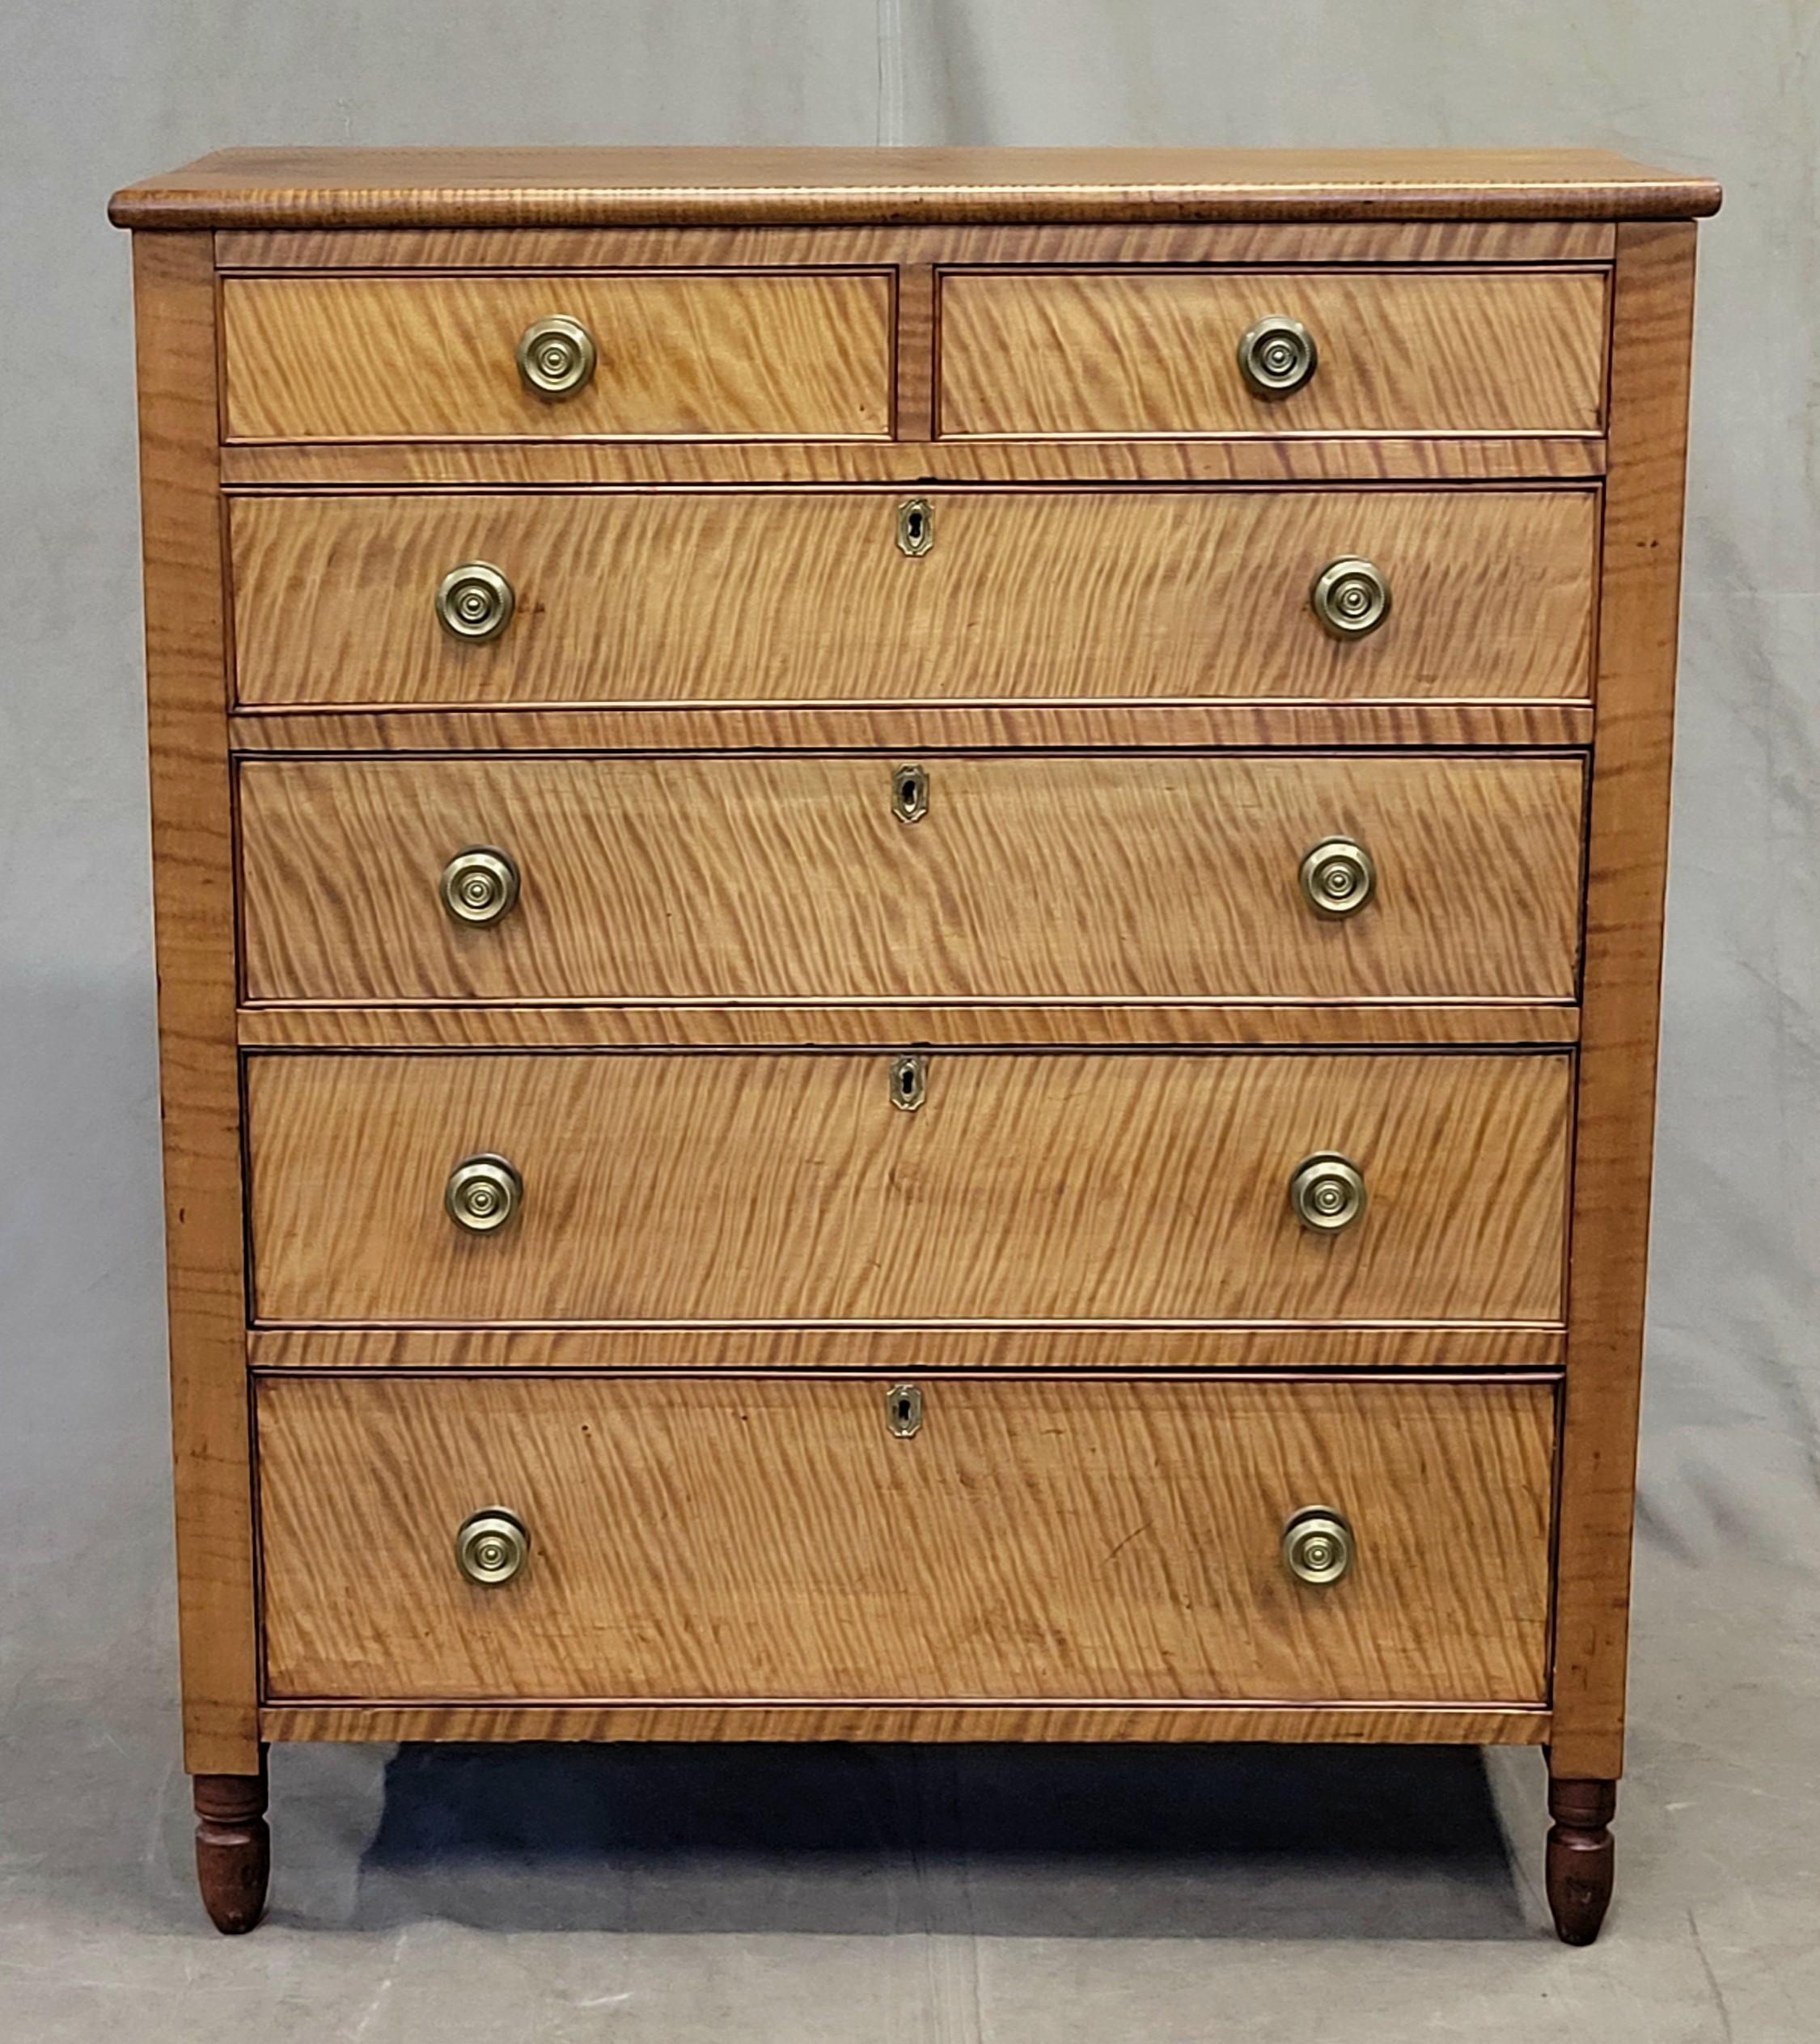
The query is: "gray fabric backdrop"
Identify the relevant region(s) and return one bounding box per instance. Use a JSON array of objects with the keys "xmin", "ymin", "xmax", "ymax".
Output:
[{"xmin": 2, "ymin": 5, "xmax": 1813, "ymax": 2039}]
